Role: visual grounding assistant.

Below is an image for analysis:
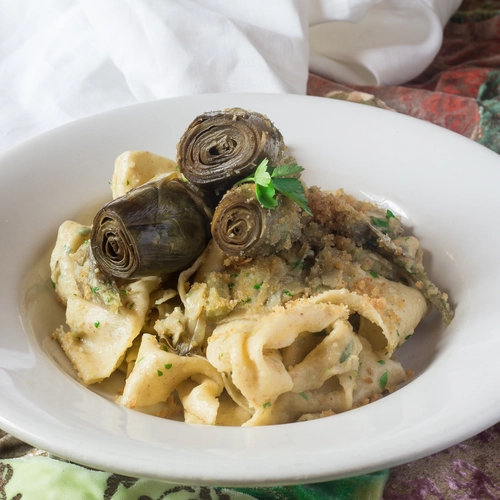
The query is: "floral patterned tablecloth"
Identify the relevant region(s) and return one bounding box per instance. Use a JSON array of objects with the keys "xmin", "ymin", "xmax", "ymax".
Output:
[{"xmin": 1, "ymin": 2, "xmax": 500, "ymax": 499}]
